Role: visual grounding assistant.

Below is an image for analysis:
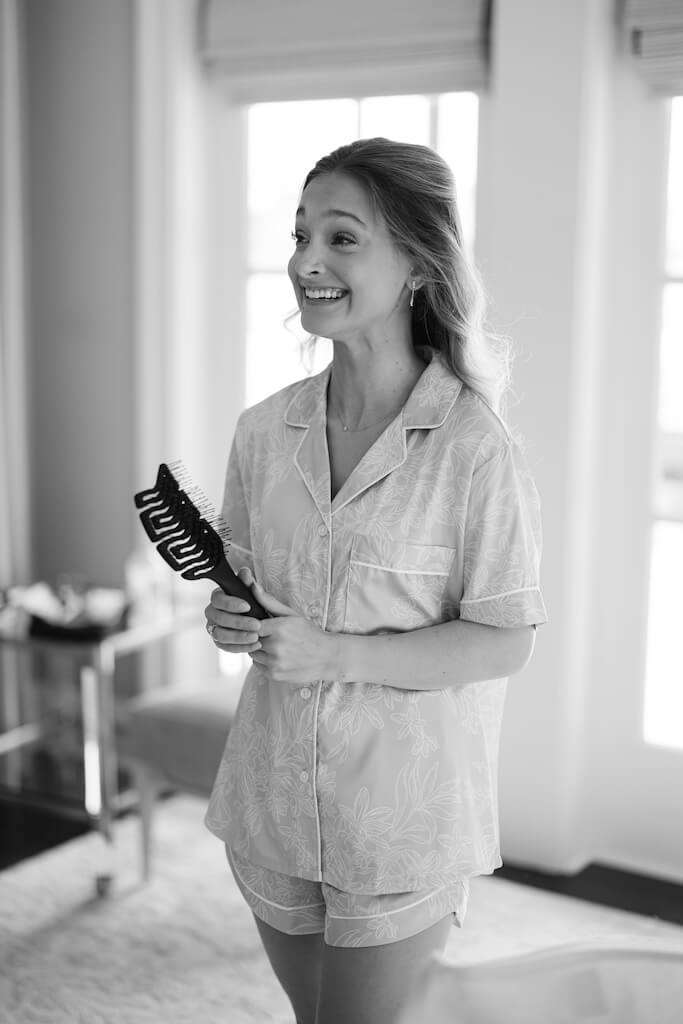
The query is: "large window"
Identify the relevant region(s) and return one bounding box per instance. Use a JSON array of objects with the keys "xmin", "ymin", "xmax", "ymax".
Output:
[
  {"xmin": 244, "ymin": 93, "xmax": 479, "ymax": 407},
  {"xmin": 643, "ymin": 96, "xmax": 683, "ymax": 749}
]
